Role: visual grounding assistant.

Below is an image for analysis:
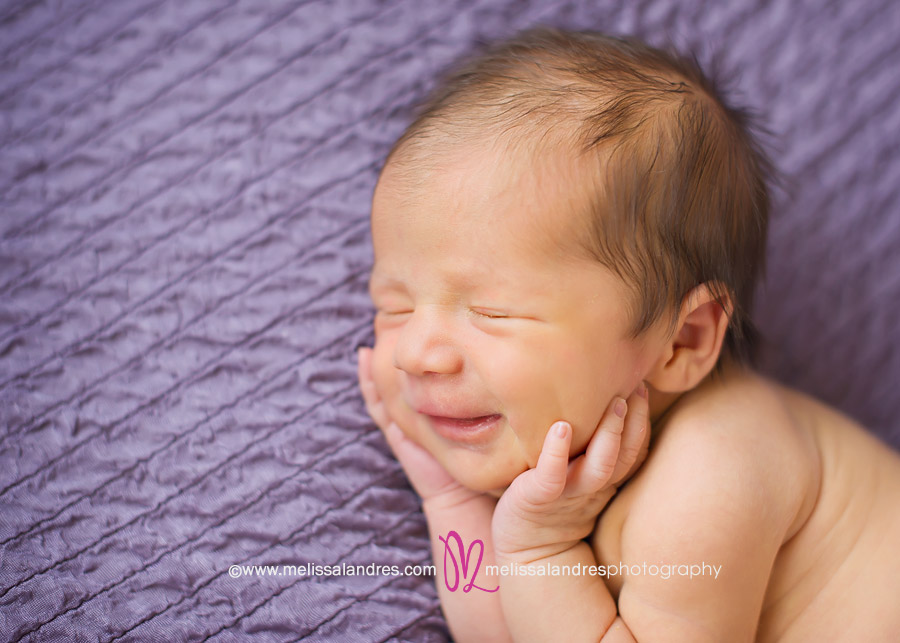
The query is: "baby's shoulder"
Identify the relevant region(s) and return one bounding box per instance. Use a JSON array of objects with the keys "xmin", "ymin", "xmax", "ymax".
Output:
[
  {"xmin": 657, "ymin": 367, "xmax": 817, "ymax": 471},
  {"xmin": 625, "ymin": 368, "xmax": 821, "ymax": 543},
  {"xmin": 591, "ymin": 371, "xmax": 825, "ymax": 637}
]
